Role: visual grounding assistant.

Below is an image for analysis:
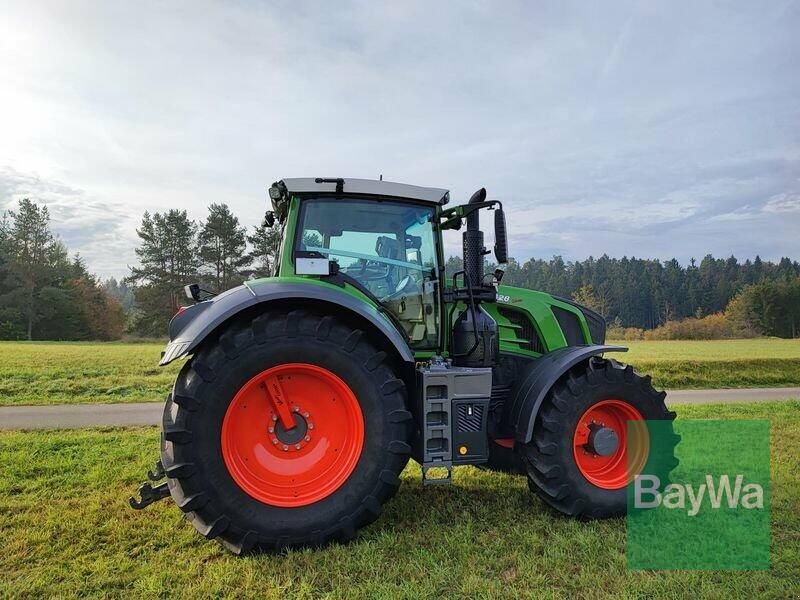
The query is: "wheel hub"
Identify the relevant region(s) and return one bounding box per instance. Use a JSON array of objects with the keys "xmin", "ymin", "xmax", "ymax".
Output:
[
  {"xmin": 586, "ymin": 423, "xmax": 619, "ymax": 456},
  {"xmin": 270, "ymin": 410, "xmax": 312, "ymax": 449}
]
